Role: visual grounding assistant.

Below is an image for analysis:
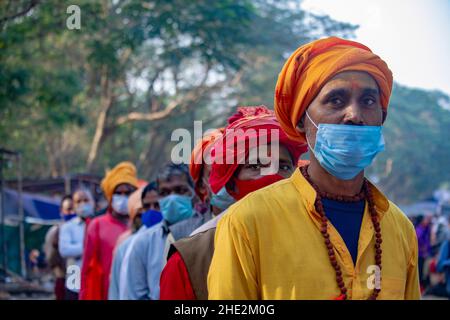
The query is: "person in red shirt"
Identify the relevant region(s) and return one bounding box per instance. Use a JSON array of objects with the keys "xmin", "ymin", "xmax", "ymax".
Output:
[
  {"xmin": 160, "ymin": 106, "xmax": 307, "ymax": 300},
  {"xmin": 79, "ymin": 161, "xmax": 138, "ymax": 300}
]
